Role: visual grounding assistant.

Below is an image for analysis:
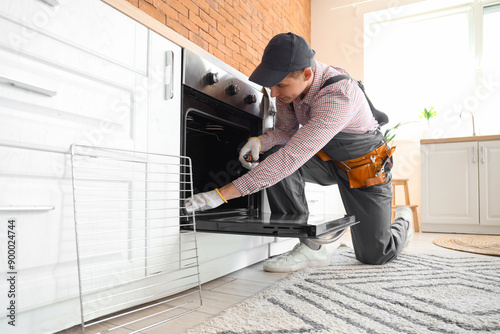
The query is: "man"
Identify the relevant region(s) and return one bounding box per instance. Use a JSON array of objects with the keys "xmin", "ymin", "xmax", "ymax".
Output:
[{"xmin": 186, "ymin": 32, "xmax": 413, "ymax": 272}]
